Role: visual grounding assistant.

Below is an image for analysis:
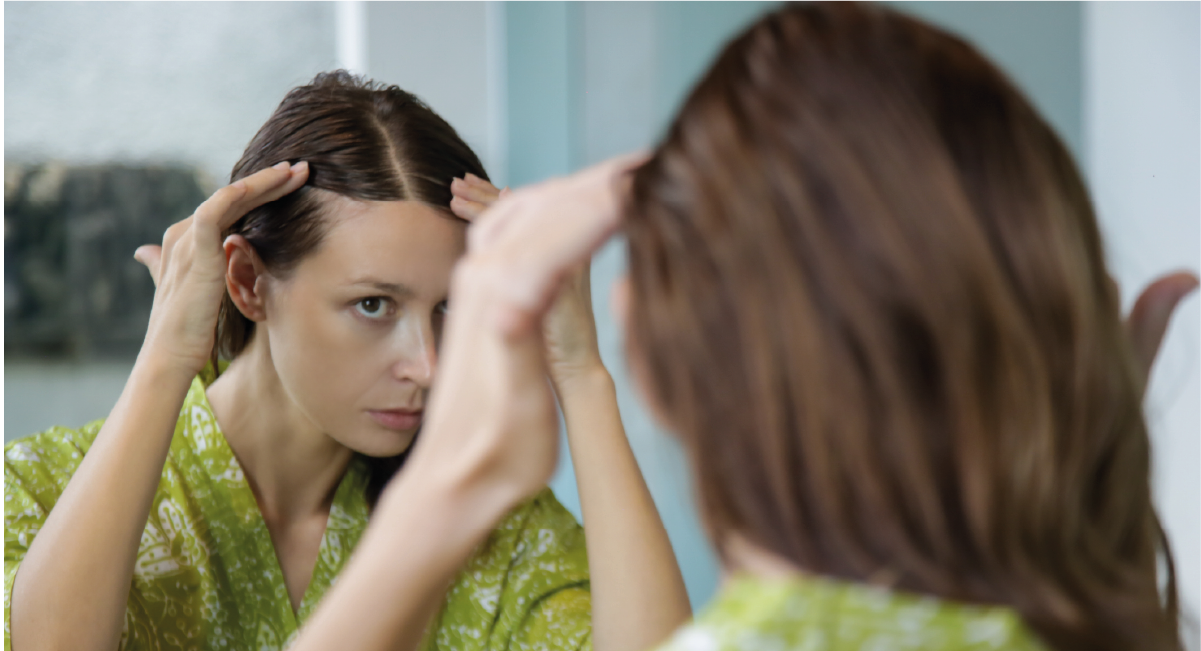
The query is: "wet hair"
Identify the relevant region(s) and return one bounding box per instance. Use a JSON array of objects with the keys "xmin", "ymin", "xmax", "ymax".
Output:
[
  {"xmin": 218, "ymin": 70, "xmax": 488, "ymax": 504},
  {"xmin": 625, "ymin": 3, "xmax": 1181, "ymax": 649}
]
